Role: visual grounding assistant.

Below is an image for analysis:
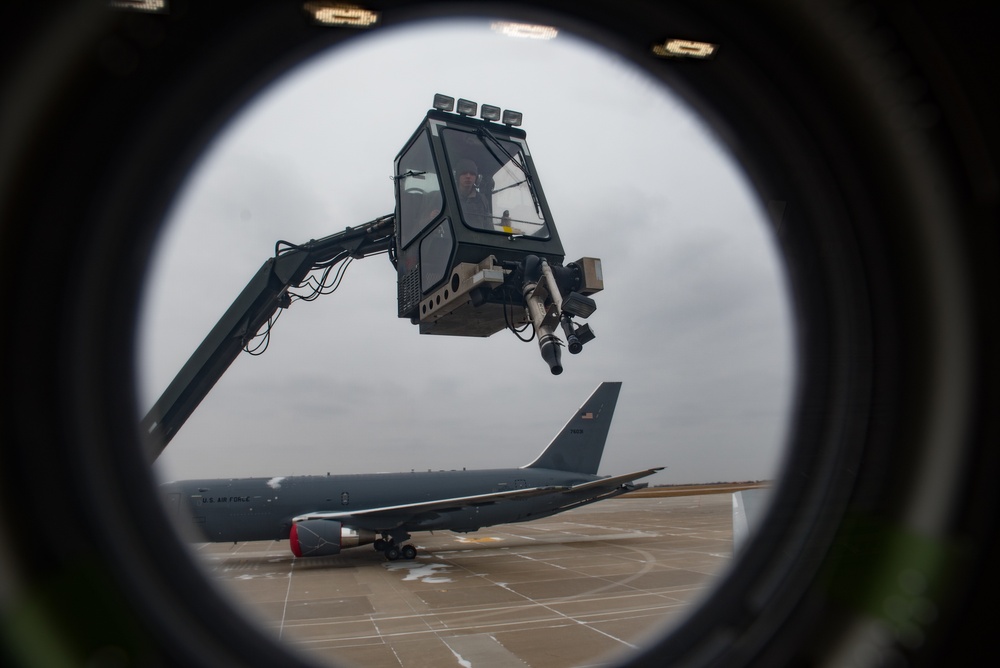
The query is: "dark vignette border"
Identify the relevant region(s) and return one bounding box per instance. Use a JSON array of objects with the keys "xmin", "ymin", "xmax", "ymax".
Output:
[{"xmin": 1, "ymin": 2, "xmax": 996, "ymax": 667}]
